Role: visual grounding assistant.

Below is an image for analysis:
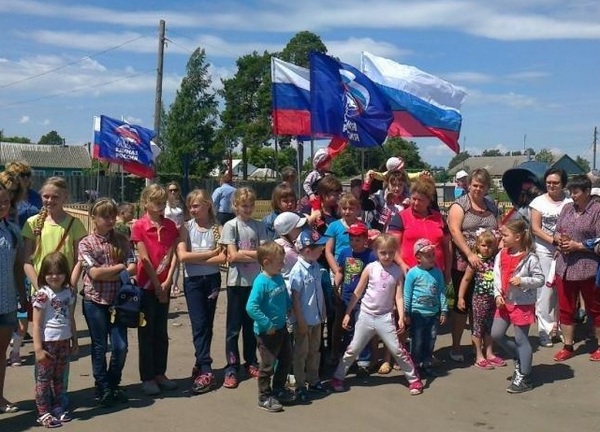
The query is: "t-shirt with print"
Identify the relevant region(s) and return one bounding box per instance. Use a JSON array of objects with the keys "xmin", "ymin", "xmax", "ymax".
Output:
[
  {"xmin": 0, "ymin": 220, "xmax": 22, "ymax": 315},
  {"xmin": 529, "ymin": 194, "xmax": 572, "ymax": 254},
  {"xmin": 404, "ymin": 266, "xmax": 448, "ymax": 317},
  {"xmin": 221, "ymin": 217, "xmax": 267, "ymax": 287},
  {"xmin": 22, "ymin": 214, "xmax": 87, "ymax": 273},
  {"xmin": 32, "ymin": 286, "xmax": 75, "ymax": 342},
  {"xmin": 336, "ymin": 246, "xmax": 377, "ymax": 304}
]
